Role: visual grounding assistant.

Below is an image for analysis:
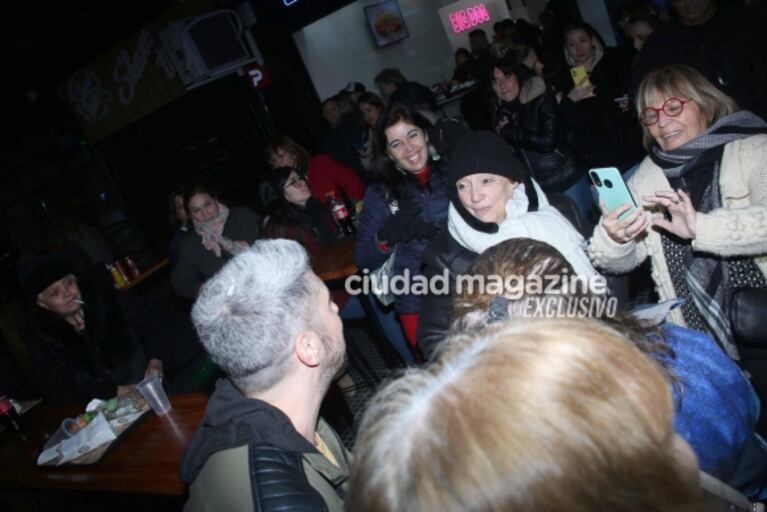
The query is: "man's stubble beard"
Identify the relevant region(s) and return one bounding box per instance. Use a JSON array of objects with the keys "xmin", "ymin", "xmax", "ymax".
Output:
[{"xmin": 320, "ymin": 333, "xmax": 347, "ymax": 389}]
